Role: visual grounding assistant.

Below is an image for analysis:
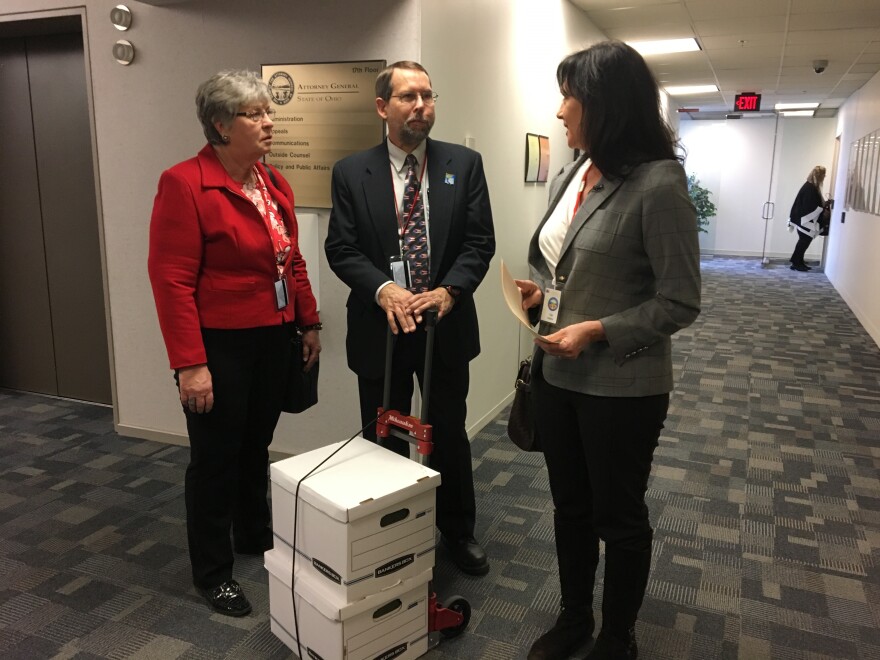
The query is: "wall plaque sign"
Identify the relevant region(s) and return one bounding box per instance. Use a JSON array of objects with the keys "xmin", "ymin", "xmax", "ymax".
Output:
[{"xmin": 262, "ymin": 60, "xmax": 386, "ymax": 208}]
